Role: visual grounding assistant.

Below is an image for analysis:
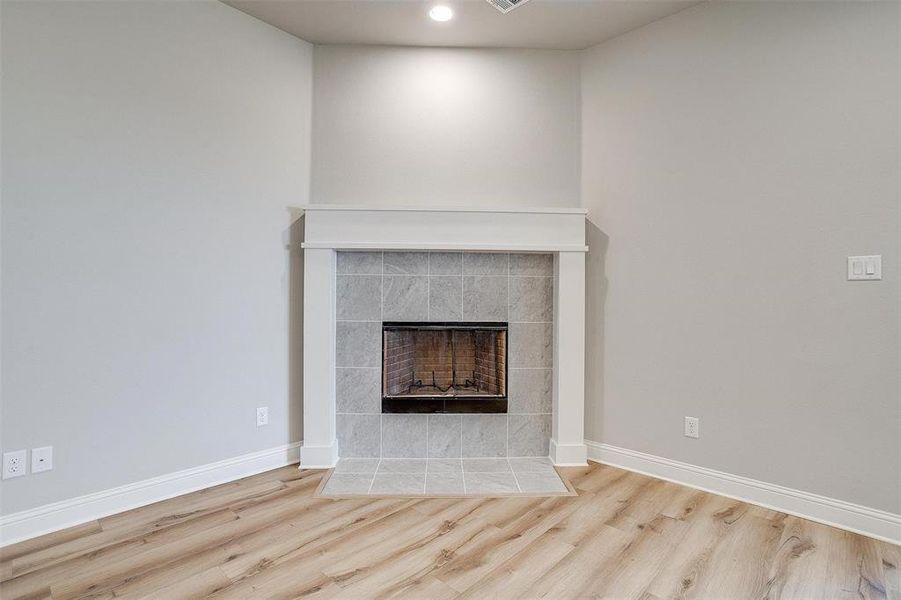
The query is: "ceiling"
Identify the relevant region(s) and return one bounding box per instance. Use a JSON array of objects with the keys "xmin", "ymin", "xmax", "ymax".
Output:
[{"xmin": 222, "ymin": 0, "xmax": 702, "ymax": 51}]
